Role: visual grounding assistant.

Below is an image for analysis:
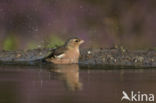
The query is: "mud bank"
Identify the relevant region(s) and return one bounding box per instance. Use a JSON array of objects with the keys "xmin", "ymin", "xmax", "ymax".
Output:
[
  {"xmin": 0, "ymin": 48, "xmax": 156, "ymax": 67},
  {"xmin": 80, "ymin": 48, "xmax": 156, "ymax": 67}
]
